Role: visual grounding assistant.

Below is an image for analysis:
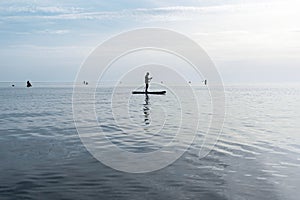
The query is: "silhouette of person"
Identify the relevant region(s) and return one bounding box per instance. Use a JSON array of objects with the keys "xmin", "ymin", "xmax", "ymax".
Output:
[
  {"xmin": 27, "ymin": 81, "xmax": 32, "ymax": 88},
  {"xmin": 145, "ymin": 72, "xmax": 152, "ymax": 93}
]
